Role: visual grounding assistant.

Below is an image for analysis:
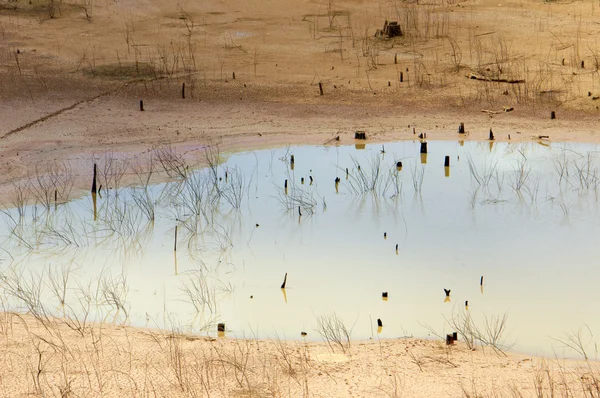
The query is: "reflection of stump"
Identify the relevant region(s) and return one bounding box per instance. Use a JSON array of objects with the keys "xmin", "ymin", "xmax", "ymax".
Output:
[{"xmin": 420, "ymin": 142, "xmax": 427, "ymax": 154}]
